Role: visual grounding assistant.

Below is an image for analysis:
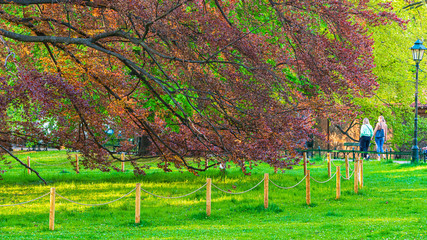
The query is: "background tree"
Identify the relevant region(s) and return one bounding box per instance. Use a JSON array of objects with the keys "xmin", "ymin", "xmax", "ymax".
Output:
[
  {"xmin": 351, "ymin": 0, "xmax": 427, "ymax": 152},
  {"xmin": 0, "ymin": 0, "xmax": 401, "ymax": 181}
]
